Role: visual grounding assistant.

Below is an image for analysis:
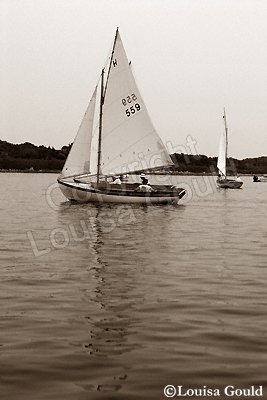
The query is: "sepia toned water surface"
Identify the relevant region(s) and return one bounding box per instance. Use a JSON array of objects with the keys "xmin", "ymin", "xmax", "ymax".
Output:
[{"xmin": 0, "ymin": 173, "xmax": 266, "ymax": 400}]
